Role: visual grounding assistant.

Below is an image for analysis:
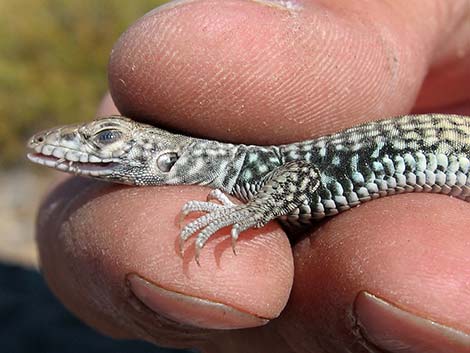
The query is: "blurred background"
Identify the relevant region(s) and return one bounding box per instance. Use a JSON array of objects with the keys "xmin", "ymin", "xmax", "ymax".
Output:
[{"xmin": 1, "ymin": 1, "xmax": 191, "ymax": 352}]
